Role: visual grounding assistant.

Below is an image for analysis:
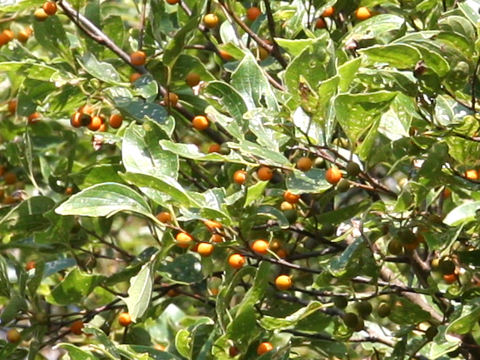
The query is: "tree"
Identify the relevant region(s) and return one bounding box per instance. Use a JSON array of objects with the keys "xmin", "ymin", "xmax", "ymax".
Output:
[{"xmin": 0, "ymin": 0, "xmax": 480, "ymax": 359}]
